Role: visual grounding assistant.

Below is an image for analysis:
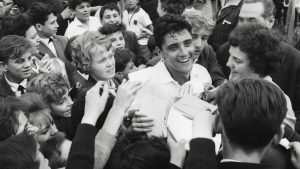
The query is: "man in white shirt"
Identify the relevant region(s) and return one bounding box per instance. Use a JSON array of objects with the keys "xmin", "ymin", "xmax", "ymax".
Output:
[{"xmin": 129, "ymin": 14, "xmax": 212, "ymax": 133}]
